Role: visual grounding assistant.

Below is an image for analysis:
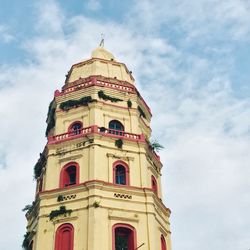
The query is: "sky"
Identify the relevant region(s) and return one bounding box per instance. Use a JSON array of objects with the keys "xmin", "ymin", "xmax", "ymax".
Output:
[{"xmin": 0, "ymin": 0, "xmax": 250, "ymax": 249}]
